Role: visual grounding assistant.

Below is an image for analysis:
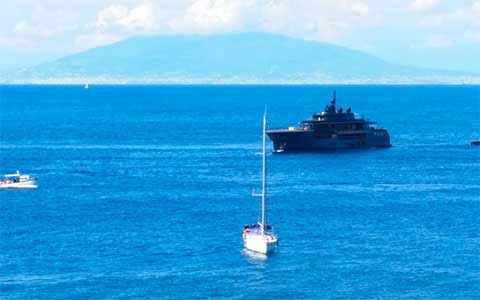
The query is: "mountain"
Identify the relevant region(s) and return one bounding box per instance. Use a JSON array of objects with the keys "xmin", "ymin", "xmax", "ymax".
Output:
[{"xmin": 4, "ymin": 33, "xmax": 479, "ymax": 84}]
